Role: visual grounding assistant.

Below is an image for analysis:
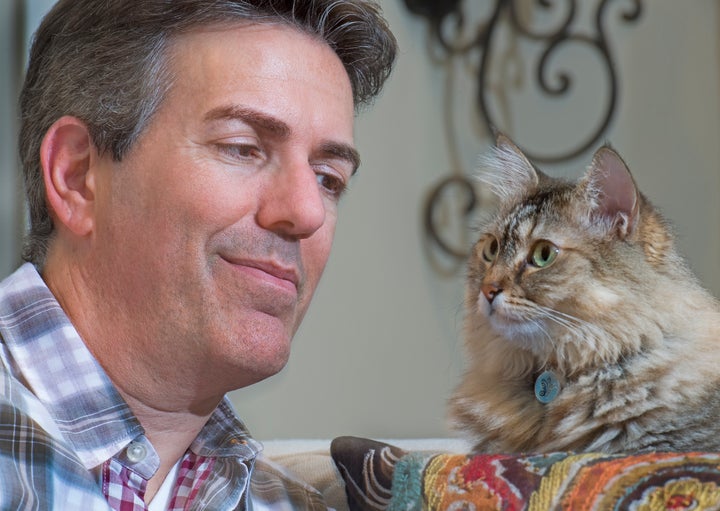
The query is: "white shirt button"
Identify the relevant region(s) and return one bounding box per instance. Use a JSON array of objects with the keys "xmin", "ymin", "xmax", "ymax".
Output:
[{"xmin": 126, "ymin": 441, "xmax": 147, "ymax": 463}]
